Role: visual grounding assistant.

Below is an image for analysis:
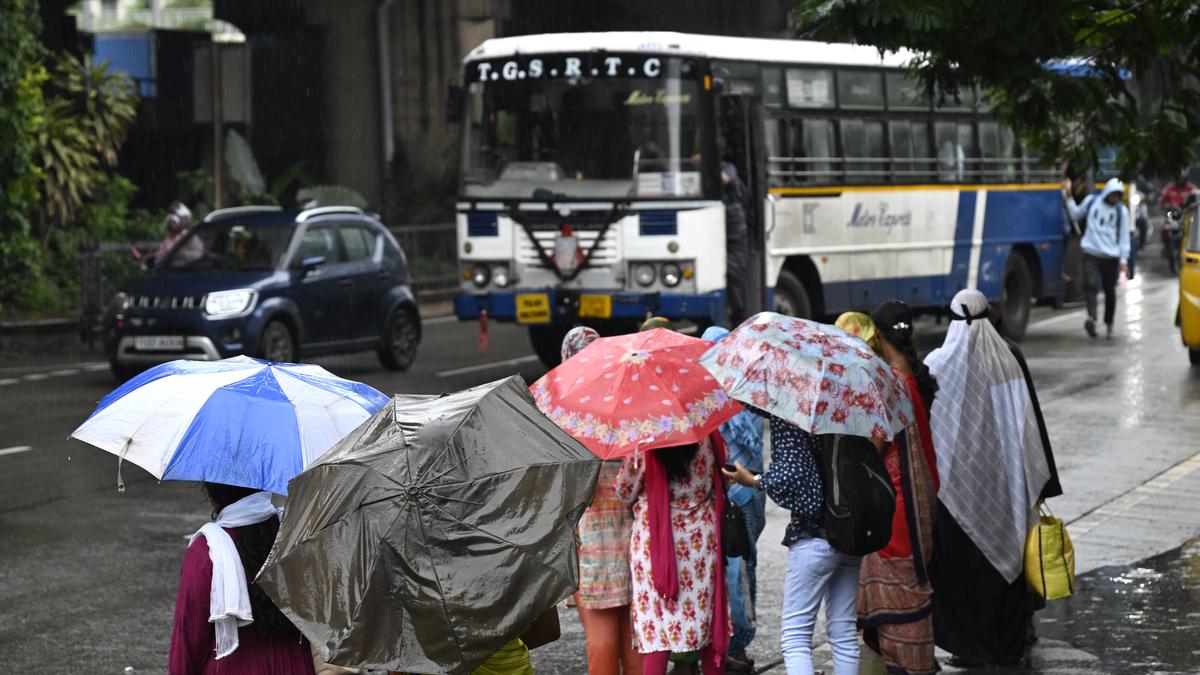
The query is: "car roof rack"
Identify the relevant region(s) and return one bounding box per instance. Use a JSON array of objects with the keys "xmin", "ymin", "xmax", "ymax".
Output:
[
  {"xmin": 202, "ymin": 205, "xmax": 284, "ymax": 223},
  {"xmin": 296, "ymin": 206, "xmax": 366, "ymax": 222}
]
